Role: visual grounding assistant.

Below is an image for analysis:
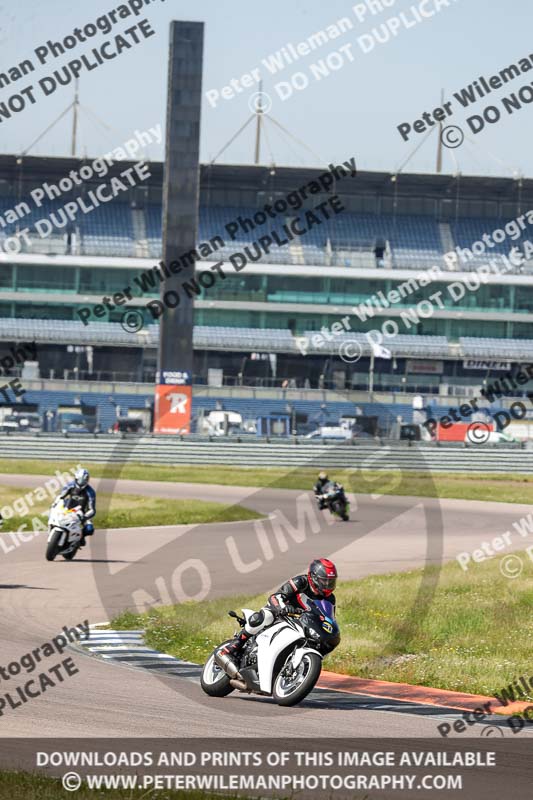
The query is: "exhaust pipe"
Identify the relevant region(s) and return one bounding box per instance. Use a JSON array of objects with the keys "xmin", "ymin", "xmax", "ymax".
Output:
[
  {"xmin": 214, "ymin": 650, "xmax": 240, "ymax": 679},
  {"xmin": 230, "ymin": 678, "xmax": 250, "ymax": 692}
]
